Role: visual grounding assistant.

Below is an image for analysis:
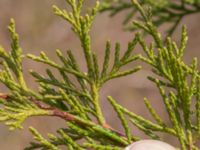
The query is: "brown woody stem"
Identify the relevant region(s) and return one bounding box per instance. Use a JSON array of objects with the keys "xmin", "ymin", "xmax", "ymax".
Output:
[{"xmin": 0, "ymin": 93, "xmax": 127, "ymax": 141}]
